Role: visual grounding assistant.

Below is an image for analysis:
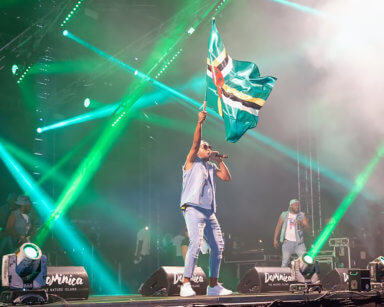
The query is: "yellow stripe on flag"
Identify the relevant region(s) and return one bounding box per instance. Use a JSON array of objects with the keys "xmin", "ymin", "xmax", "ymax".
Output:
[
  {"xmin": 222, "ymin": 84, "xmax": 266, "ymax": 107},
  {"xmin": 217, "ymin": 97, "xmax": 223, "ymax": 117},
  {"xmin": 207, "ymin": 48, "xmax": 227, "ymax": 67}
]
